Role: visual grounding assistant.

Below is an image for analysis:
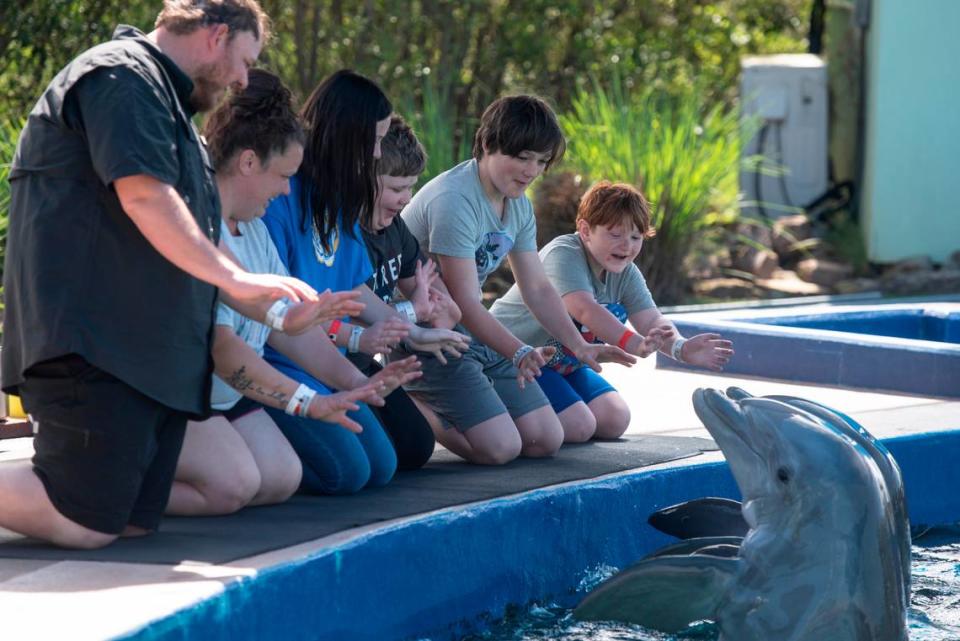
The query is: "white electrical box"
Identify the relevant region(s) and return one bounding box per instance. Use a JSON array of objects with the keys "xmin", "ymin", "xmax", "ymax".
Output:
[{"xmin": 740, "ymin": 54, "xmax": 828, "ymax": 218}]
